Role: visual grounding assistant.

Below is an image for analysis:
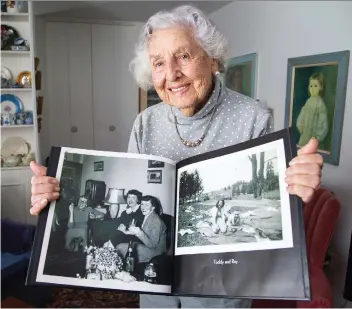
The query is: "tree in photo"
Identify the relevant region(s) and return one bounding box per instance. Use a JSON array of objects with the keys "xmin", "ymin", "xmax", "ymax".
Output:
[
  {"xmin": 179, "ymin": 169, "xmax": 204, "ymax": 204},
  {"xmin": 264, "ymin": 159, "xmax": 279, "ymax": 192}
]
